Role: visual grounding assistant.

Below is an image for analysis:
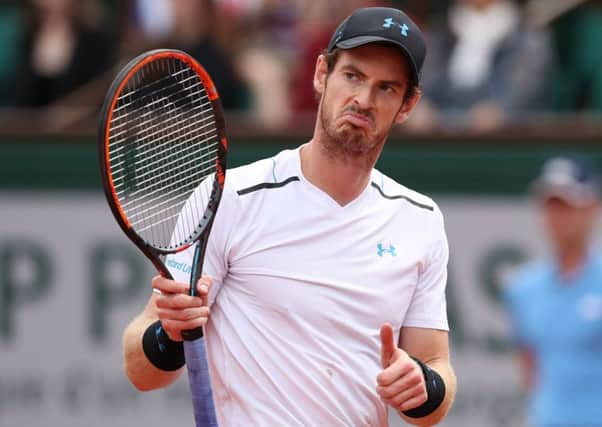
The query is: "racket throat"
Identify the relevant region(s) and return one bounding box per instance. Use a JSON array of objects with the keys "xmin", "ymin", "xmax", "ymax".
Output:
[
  {"xmin": 183, "ymin": 241, "xmax": 206, "ymax": 342},
  {"xmin": 189, "ymin": 235, "xmax": 209, "ymax": 297}
]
